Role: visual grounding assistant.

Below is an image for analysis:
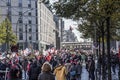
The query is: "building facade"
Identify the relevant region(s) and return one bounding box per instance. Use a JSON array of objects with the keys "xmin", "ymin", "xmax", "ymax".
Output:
[
  {"xmin": 61, "ymin": 42, "xmax": 93, "ymax": 51},
  {"xmin": 0, "ymin": 0, "xmax": 38, "ymax": 50},
  {"xmin": 54, "ymin": 15, "xmax": 64, "ymax": 49},
  {"xmin": 0, "ymin": 0, "xmax": 56, "ymax": 51},
  {"xmin": 37, "ymin": 2, "xmax": 56, "ymax": 50}
]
